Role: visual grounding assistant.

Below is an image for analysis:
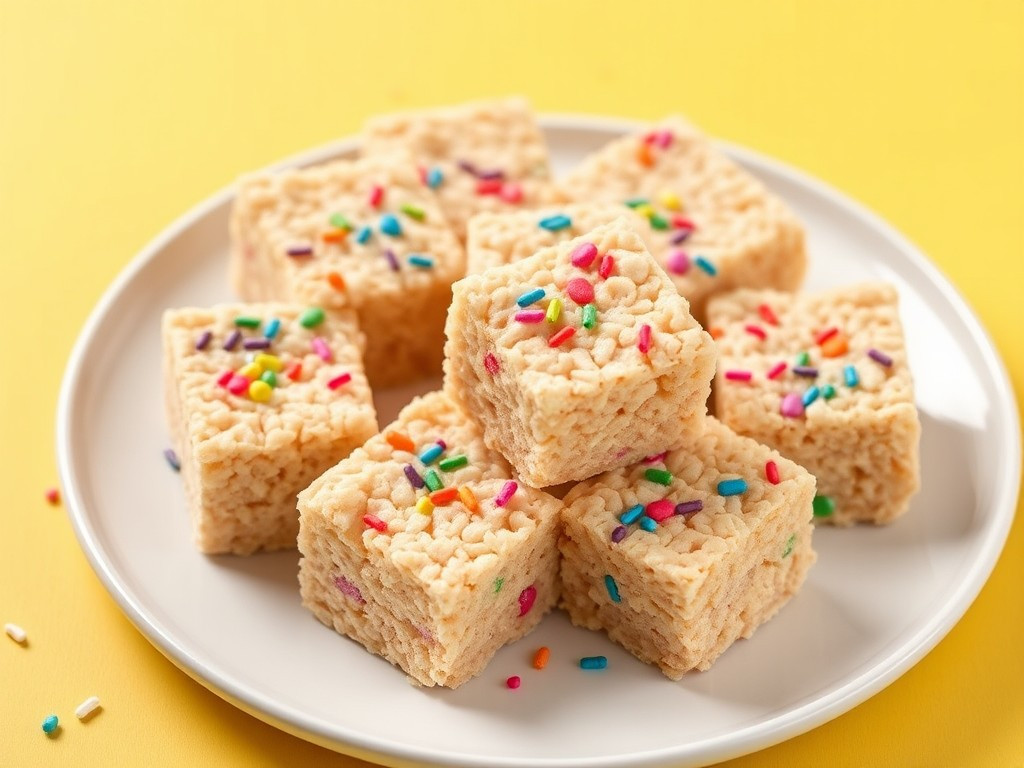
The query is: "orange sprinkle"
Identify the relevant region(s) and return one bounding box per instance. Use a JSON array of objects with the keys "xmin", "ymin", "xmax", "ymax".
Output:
[
  {"xmin": 284, "ymin": 361, "xmax": 303, "ymax": 381},
  {"xmin": 322, "ymin": 229, "xmax": 348, "ymax": 244},
  {"xmin": 709, "ymin": 326, "xmax": 724, "ymax": 340},
  {"xmin": 386, "ymin": 431, "xmax": 415, "ymax": 453},
  {"xmin": 532, "ymin": 646, "xmax": 550, "ymax": 670},
  {"xmin": 429, "ymin": 488, "xmax": 459, "ymax": 506},
  {"xmin": 636, "ymin": 143, "xmax": 655, "ymax": 168},
  {"xmin": 327, "ymin": 271, "xmax": 346, "ymax": 292},
  {"xmin": 821, "ymin": 334, "xmax": 849, "ymax": 358},
  {"xmin": 458, "ymin": 485, "xmax": 479, "ymax": 513}
]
